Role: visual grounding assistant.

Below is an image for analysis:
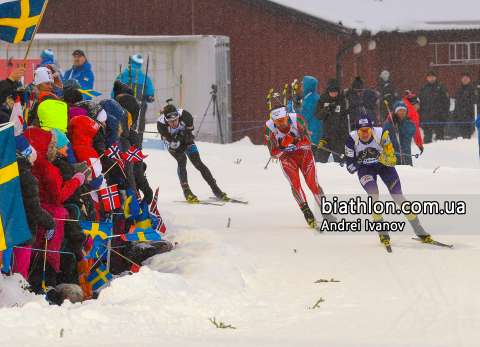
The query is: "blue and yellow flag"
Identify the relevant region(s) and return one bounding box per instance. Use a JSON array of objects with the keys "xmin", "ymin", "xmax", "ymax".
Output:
[
  {"xmin": 124, "ymin": 188, "xmax": 140, "ymax": 220},
  {"xmin": 78, "ymin": 220, "xmax": 112, "ymax": 259},
  {"xmin": 0, "ymin": 124, "xmax": 31, "ymax": 252},
  {"xmin": 134, "ymin": 198, "xmax": 152, "ymax": 229},
  {"xmin": 87, "ymin": 264, "xmax": 112, "ymax": 291},
  {"xmin": 0, "ymin": 0, "xmax": 47, "ymax": 44},
  {"xmin": 78, "ymin": 89, "xmax": 102, "ymax": 98},
  {"xmin": 1, "ymin": 247, "xmax": 13, "ymax": 272},
  {"xmin": 121, "ymin": 226, "xmax": 161, "ymax": 242}
]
